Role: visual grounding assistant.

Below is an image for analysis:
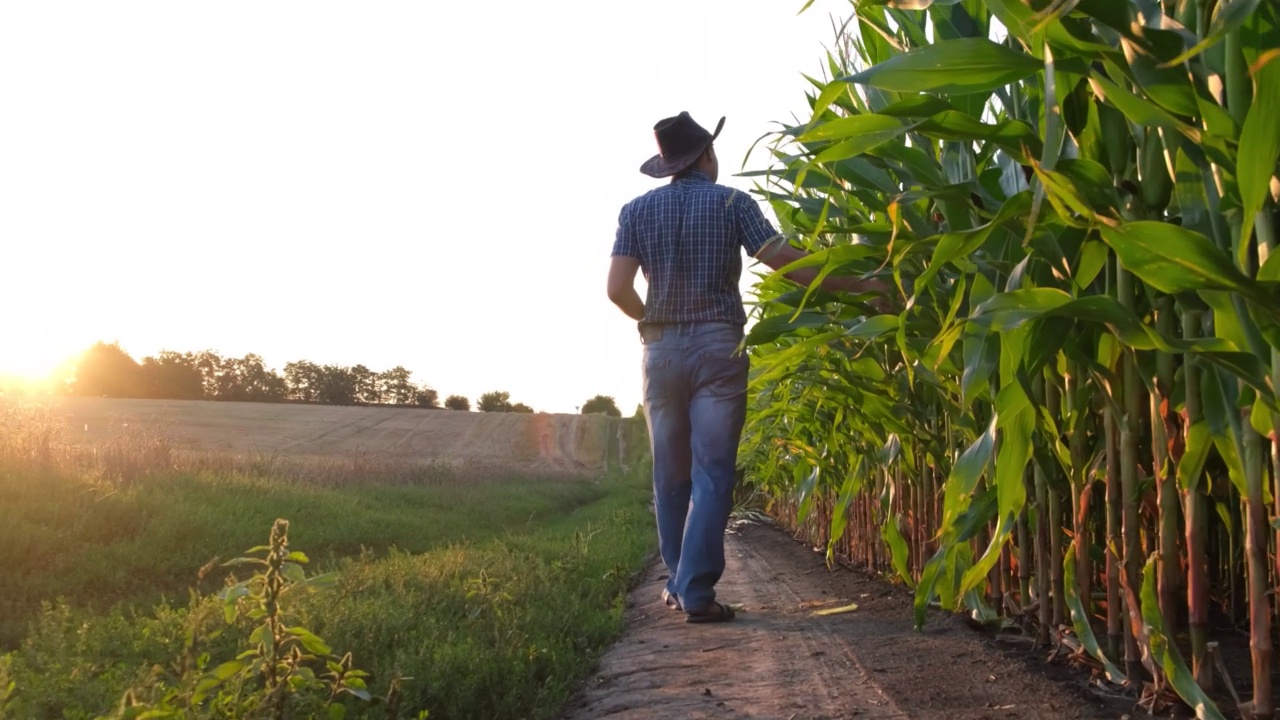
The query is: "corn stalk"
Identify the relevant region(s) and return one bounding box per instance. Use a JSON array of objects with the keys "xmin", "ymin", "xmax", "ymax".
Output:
[{"xmin": 743, "ymin": 0, "xmax": 1280, "ymax": 716}]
